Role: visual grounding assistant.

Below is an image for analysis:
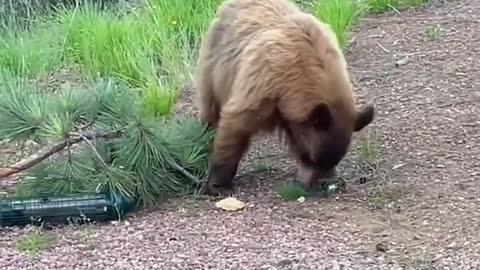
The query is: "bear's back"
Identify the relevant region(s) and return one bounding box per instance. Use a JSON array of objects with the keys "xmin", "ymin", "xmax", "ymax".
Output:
[
  {"xmin": 206, "ymin": 0, "xmax": 310, "ymax": 102},
  {"xmin": 205, "ymin": 0, "xmax": 354, "ymax": 114}
]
